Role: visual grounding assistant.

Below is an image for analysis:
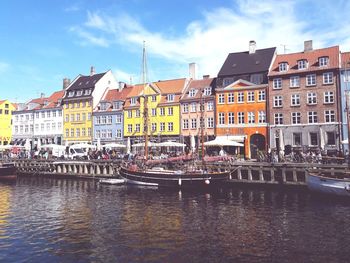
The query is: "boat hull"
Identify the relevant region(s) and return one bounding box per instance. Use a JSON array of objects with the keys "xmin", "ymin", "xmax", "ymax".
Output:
[
  {"xmin": 119, "ymin": 167, "xmax": 229, "ymax": 188},
  {"xmin": 307, "ymin": 173, "xmax": 350, "ymax": 197},
  {"xmin": 0, "ymin": 163, "xmax": 17, "ymax": 180}
]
